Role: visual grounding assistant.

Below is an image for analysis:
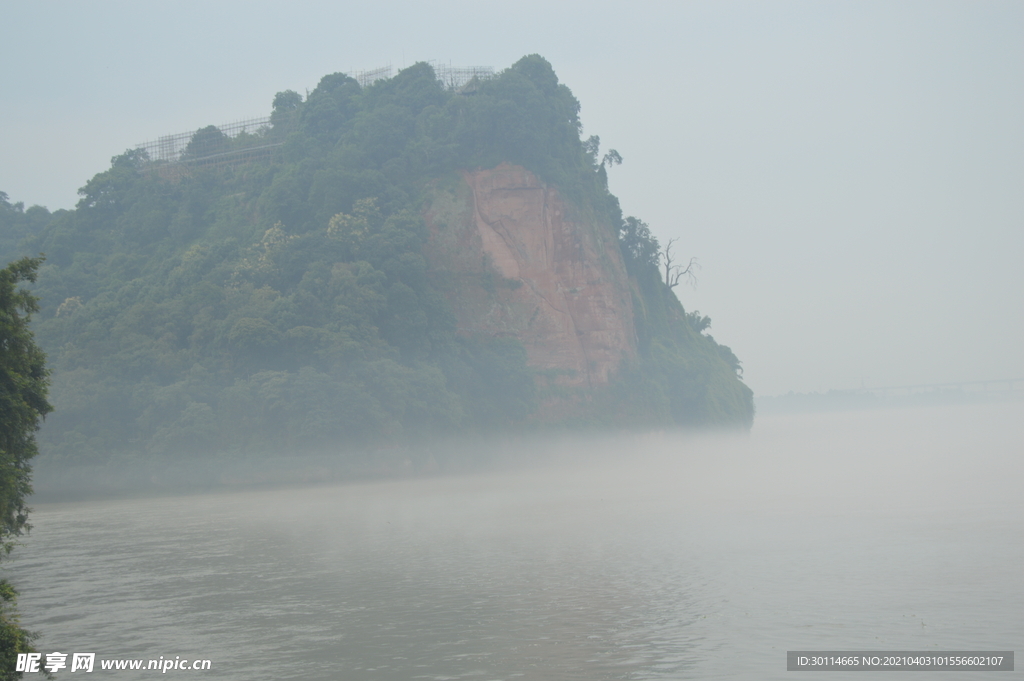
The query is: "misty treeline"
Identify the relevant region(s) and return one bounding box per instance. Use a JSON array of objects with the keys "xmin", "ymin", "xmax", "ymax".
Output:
[{"xmin": 0, "ymin": 55, "xmax": 751, "ymax": 467}]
